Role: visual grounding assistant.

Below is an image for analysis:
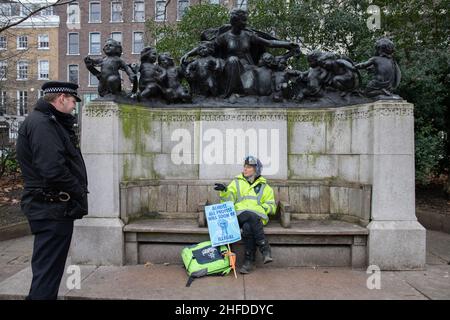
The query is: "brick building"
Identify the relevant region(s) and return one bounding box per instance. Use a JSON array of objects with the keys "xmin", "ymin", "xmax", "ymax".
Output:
[{"xmin": 0, "ymin": 0, "xmax": 59, "ymax": 143}]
